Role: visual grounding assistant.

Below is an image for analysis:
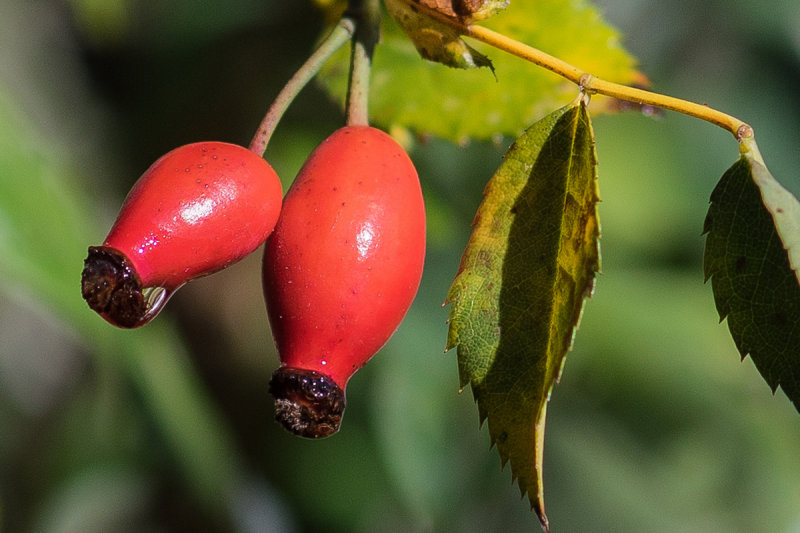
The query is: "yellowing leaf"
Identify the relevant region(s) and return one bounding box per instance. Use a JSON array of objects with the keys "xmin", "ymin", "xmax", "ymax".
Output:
[
  {"xmin": 384, "ymin": 0, "xmax": 495, "ymax": 70},
  {"xmin": 446, "ymin": 100, "xmax": 599, "ymax": 531},
  {"xmin": 317, "ymin": 0, "xmax": 641, "ymax": 142},
  {"xmin": 415, "ymin": 0, "xmax": 509, "ymax": 21},
  {"xmin": 703, "ymin": 138, "xmax": 800, "ymax": 411}
]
